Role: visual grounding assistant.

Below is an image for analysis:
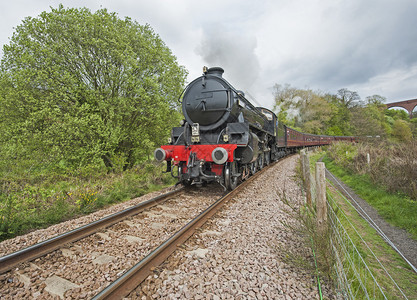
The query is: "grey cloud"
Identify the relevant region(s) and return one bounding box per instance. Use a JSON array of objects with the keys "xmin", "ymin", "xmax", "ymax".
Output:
[{"xmin": 1, "ymin": 0, "xmax": 417, "ymax": 106}]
